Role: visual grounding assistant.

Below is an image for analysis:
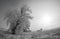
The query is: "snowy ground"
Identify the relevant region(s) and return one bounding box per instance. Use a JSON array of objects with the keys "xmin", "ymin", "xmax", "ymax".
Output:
[{"xmin": 0, "ymin": 28, "xmax": 60, "ymax": 39}]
